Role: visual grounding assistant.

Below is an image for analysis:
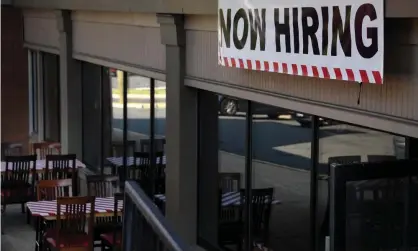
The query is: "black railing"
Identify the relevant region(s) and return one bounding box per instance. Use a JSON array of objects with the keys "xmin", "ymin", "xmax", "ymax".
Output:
[{"xmin": 122, "ymin": 181, "xmax": 189, "ymax": 251}]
